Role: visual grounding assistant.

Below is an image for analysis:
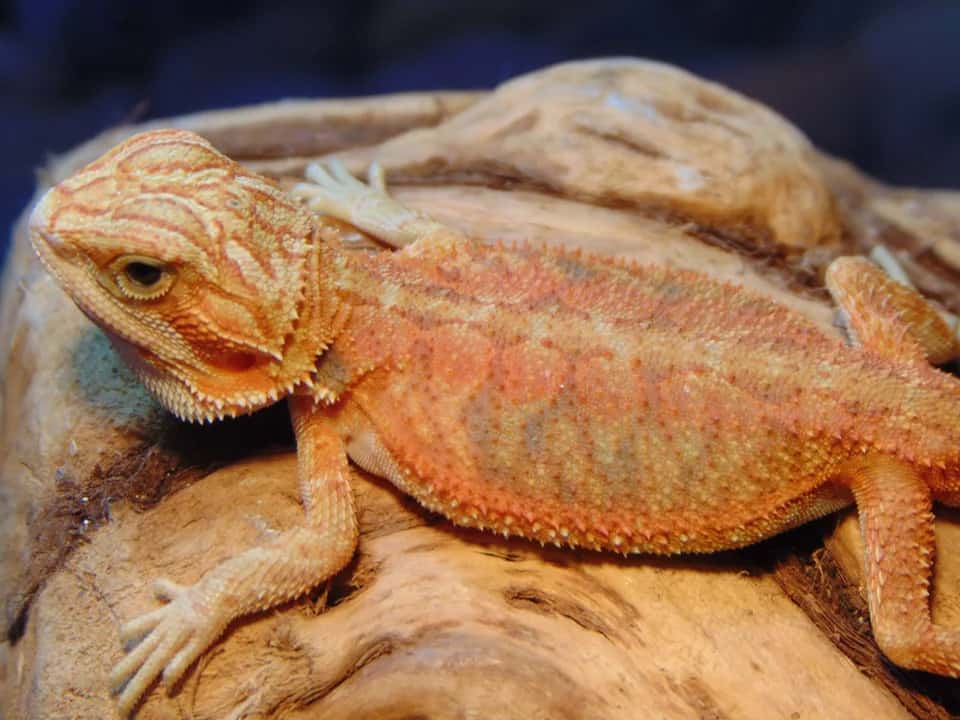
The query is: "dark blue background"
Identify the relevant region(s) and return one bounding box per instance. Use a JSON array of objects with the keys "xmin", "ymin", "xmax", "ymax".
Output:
[{"xmin": 3, "ymin": 1, "xmax": 960, "ymax": 261}]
